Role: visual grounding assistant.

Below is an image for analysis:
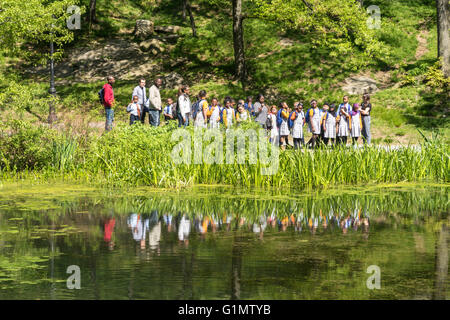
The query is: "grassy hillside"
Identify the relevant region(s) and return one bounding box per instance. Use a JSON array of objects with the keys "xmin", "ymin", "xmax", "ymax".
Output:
[{"xmin": 0, "ymin": 0, "xmax": 448, "ymax": 144}]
